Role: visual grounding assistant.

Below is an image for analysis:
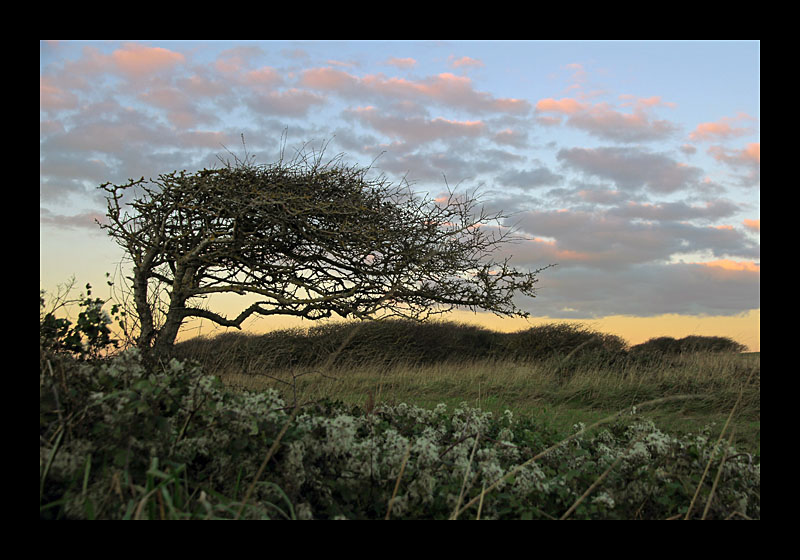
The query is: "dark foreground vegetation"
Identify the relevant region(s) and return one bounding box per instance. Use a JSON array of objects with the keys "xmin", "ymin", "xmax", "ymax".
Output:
[
  {"xmin": 173, "ymin": 319, "xmax": 748, "ymax": 371},
  {"xmin": 41, "ymin": 299, "xmax": 759, "ymax": 520}
]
